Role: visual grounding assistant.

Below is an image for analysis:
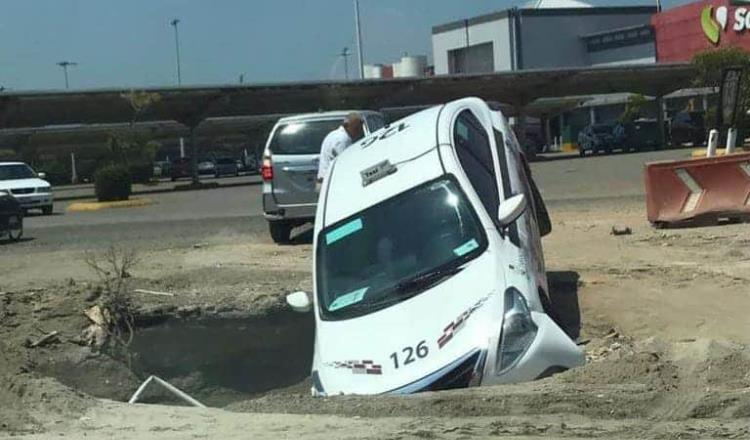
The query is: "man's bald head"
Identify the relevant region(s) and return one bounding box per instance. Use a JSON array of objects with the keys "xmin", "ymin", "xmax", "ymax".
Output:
[{"xmin": 343, "ymin": 112, "xmax": 364, "ymax": 141}]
